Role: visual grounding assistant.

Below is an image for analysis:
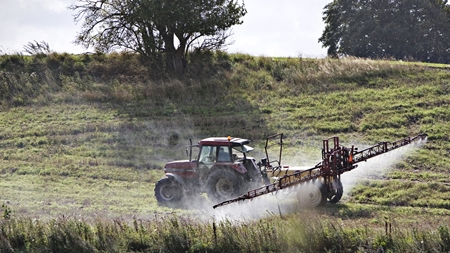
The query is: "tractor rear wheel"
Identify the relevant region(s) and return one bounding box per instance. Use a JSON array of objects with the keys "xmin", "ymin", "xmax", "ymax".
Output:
[
  {"xmin": 154, "ymin": 177, "xmax": 183, "ymax": 204},
  {"xmin": 296, "ymin": 181, "xmax": 327, "ymax": 208},
  {"xmin": 206, "ymin": 169, "xmax": 244, "ymax": 204}
]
